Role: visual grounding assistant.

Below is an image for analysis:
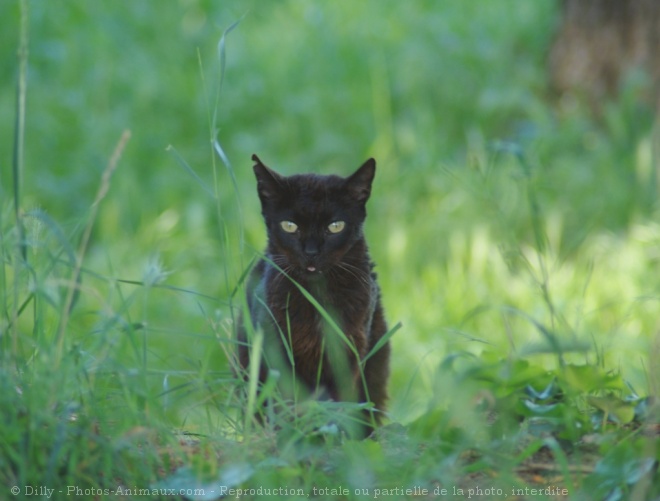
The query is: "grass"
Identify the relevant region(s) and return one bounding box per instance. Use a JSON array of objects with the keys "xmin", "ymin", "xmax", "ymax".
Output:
[{"xmin": 1, "ymin": 0, "xmax": 659, "ymax": 499}]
